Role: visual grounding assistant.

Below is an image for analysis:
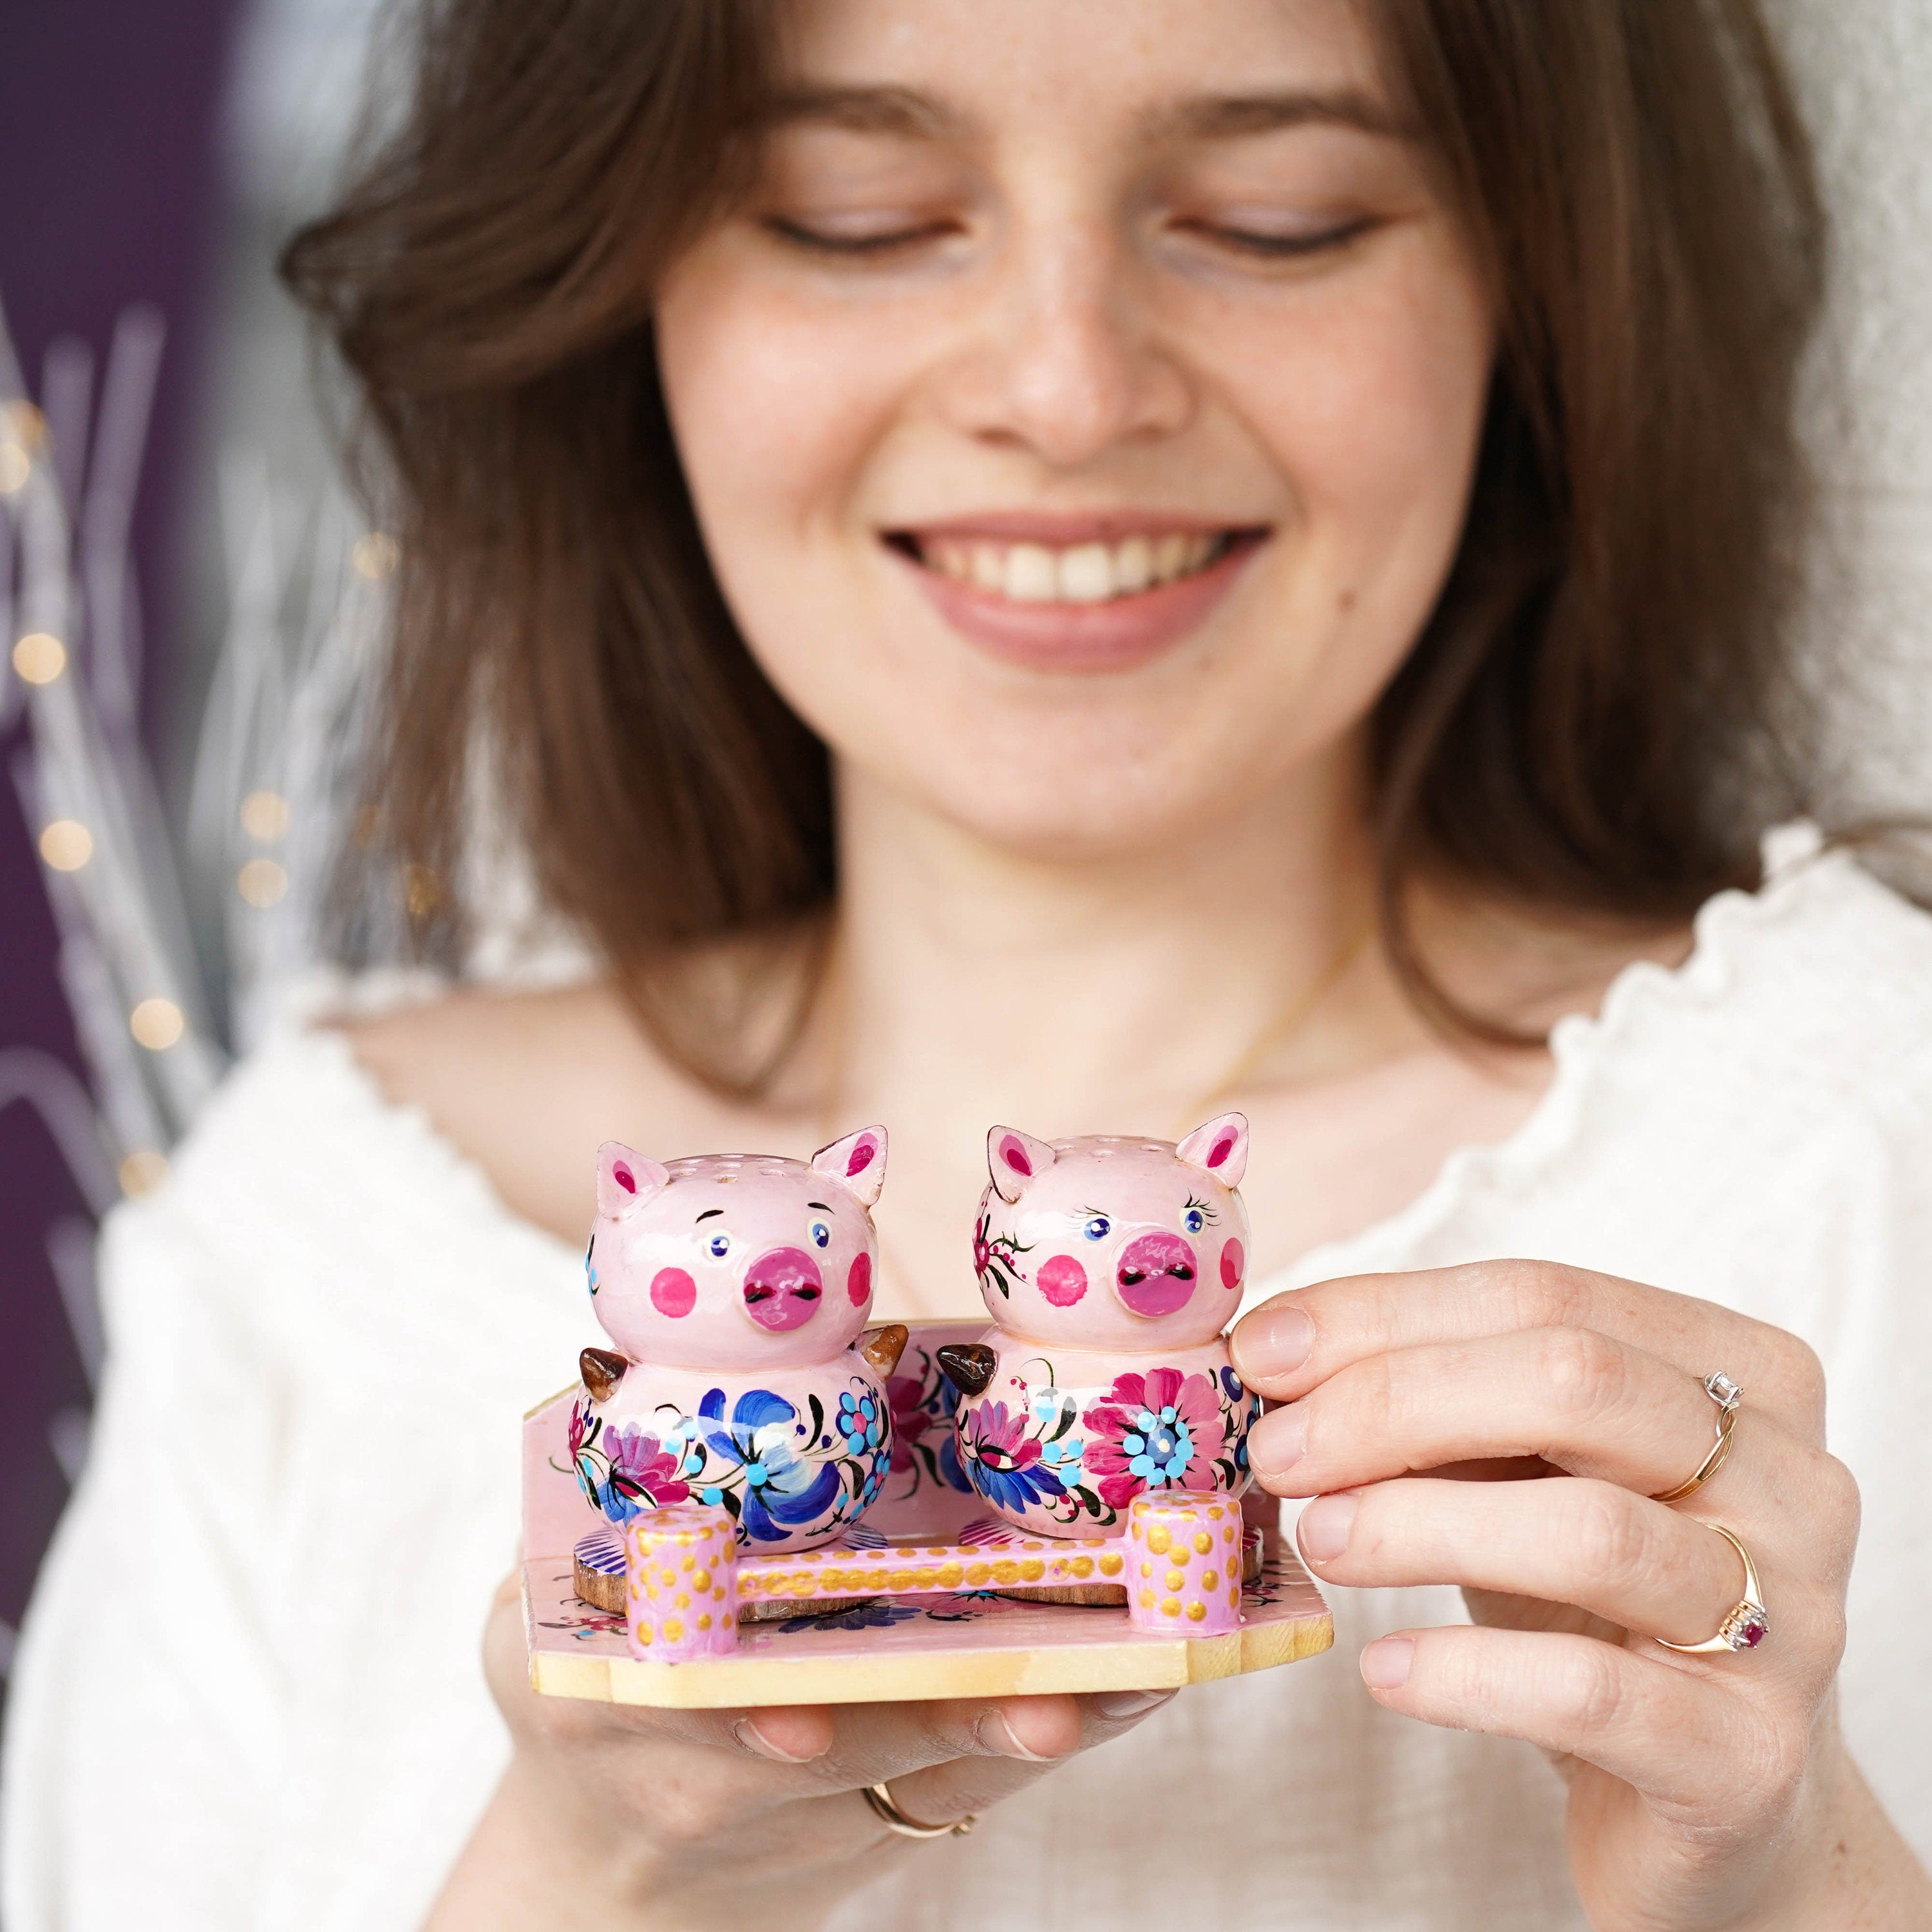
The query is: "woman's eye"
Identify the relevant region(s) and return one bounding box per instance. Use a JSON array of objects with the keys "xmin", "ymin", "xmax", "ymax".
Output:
[
  {"xmin": 708, "ymin": 1233, "xmax": 732, "ymax": 1260},
  {"xmin": 763, "ymin": 214, "xmax": 958, "ymax": 258},
  {"xmin": 1083, "ymin": 1215, "xmax": 1111, "ymax": 1242},
  {"xmin": 1175, "ymin": 215, "xmax": 1378, "ymax": 261},
  {"xmin": 809, "ymin": 1220, "xmax": 831, "ymax": 1249},
  {"xmin": 1182, "ymin": 1208, "xmax": 1204, "ymax": 1234}
]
